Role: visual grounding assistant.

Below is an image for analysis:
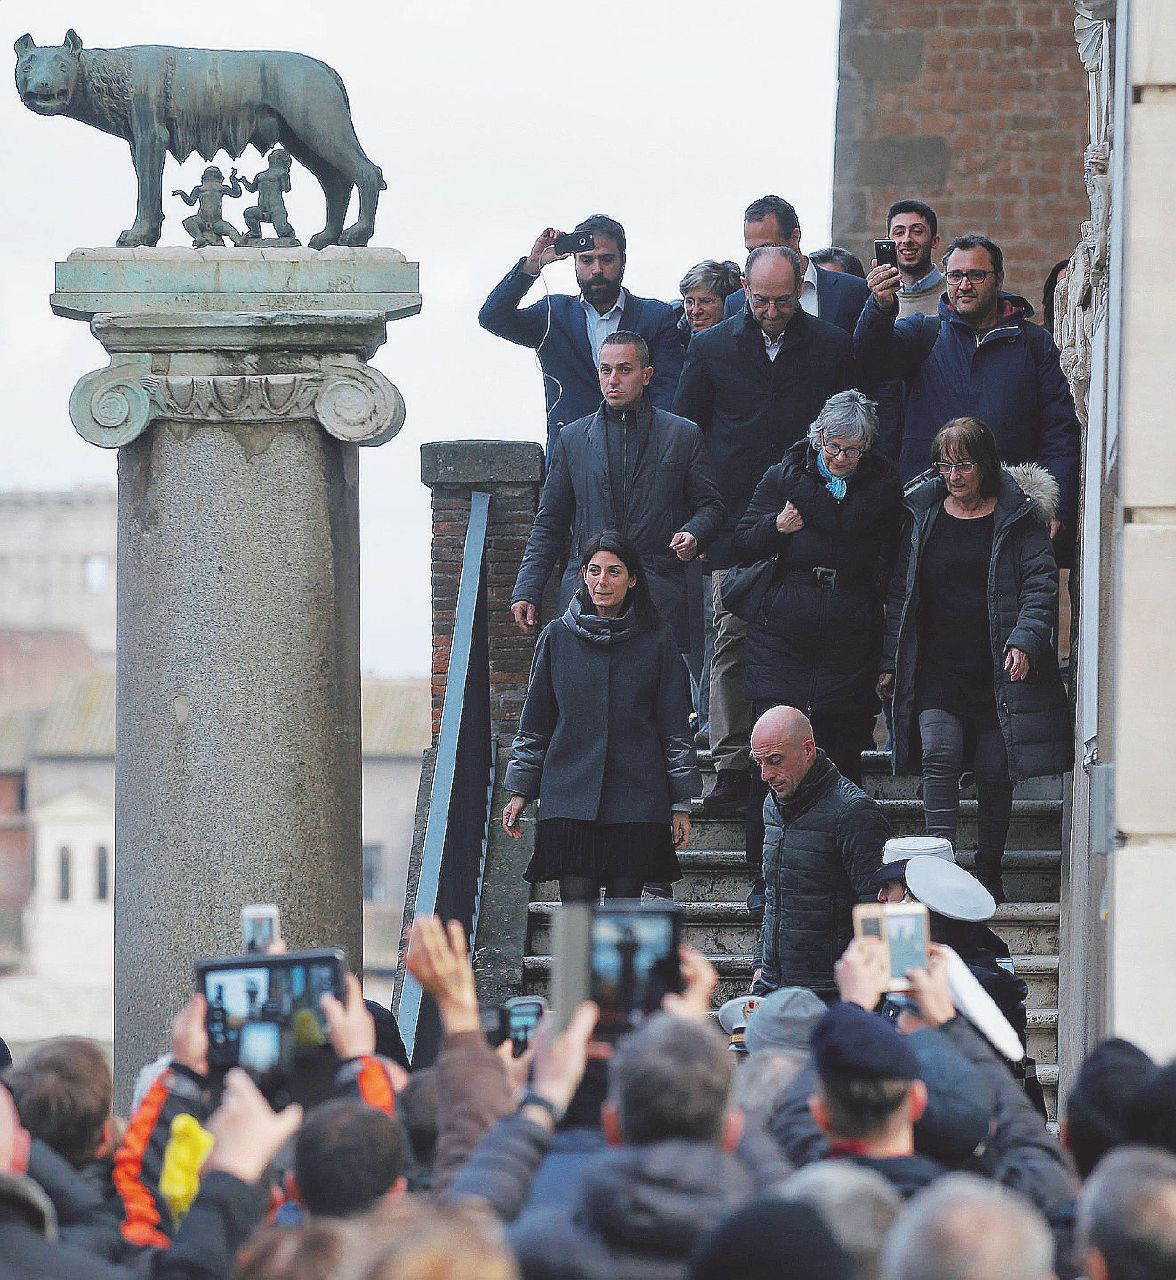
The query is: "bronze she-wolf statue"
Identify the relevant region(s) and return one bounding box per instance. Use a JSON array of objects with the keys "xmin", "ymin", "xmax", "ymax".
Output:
[{"xmin": 14, "ymin": 30, "xmax": 385, "ymax": 249}]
